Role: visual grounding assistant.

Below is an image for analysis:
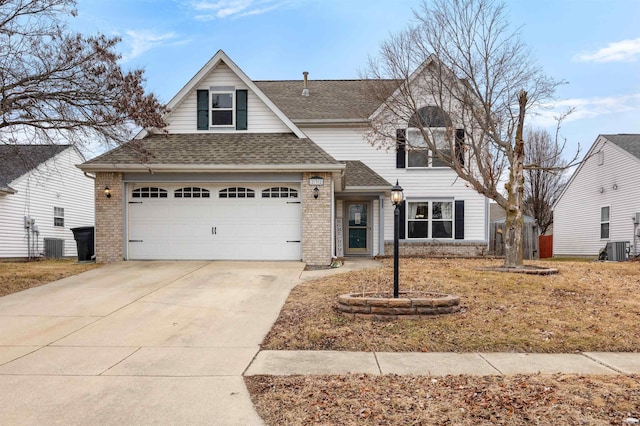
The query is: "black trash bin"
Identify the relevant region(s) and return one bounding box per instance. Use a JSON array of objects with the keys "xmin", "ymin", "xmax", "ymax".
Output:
[{"xmin": 71, "ymin": 226, "xmax": 95, "ymax": 262}]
